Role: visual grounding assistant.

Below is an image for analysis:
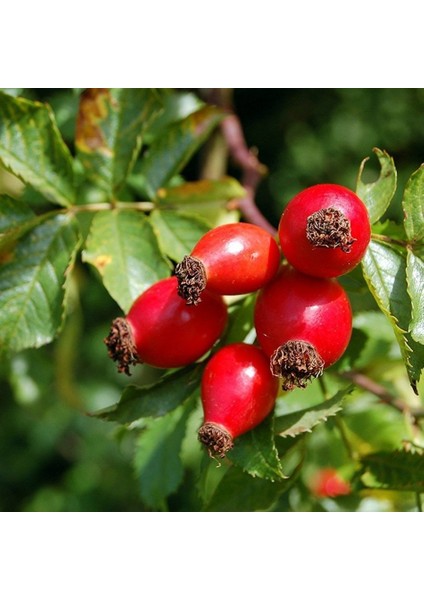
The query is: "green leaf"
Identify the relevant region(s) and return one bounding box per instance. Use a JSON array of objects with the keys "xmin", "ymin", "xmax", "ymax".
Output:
[
  {"xmin": 0, "ymin": 195, "xmax": 38, "ymax": 253},
  {"xmin": 406, "ymin": 251, "xmax": 424, "ymax": 345},
  {"xmin": 345, "ymin": 404, "xmax": 411, "ymax": 452},
  {"xmin": 0, "ymin": 195, "xmax": 34, "ymax": 233},
  {"xmin": 156, "ymin": 177, "xmax": 246, "ymax": 207},
  {"xmin": 138, "ymin": 106, "xmax": 226, "ymax": 198},
  {"xmin": 359, "ymin": 449, "xmax": 424, "ymax": 492},
  {"xmin": 372, "ymin": 219, "xmax": 406, "ymax": 242},
  {"xmin": 402, "ymin": 164, "xmax": 424, "ymax": 243},
  {"xmin": 149, "ymin": 209, "xmax": 210, "ymax": 263},
  {"xmin": 362, "ymin": 240, "xmax": 422, "ymax": 391},
  {"xmin": 75, "ymin": 88, "xmax": 162, "ymax": 196},
  {"xmin": 274, "ymin": 387, "xmax": 352, "ymax": 438},
  {"xmin": 134, "ymin": 397, "xmax": 195, "ymax": 509},
  {"xmin": 223, "ymin": 294, "xmax": 256, "ymax": 345},
  {"xmin": 356, "ymin": 147, "xmax": 397, "ymax": 224},
  {"xmin": 144, "ymin": 90, "xmax": 204, "ymax": 143},
  {"xmin": 0, "ymin": 91, "xmax": 75, "ymax": 206},
  {"xmin": 82, "ymin": 209, "xmax": 170, "ymax": 313},
  {"xmin": 0, "ymin": 213, "xmax": 81, "ymax": 355},
  {"xmin": 229, "ymin": 415, "xmax": 287, "ymax": 481},
  {"xmin": 92, "ymin": 365, "xmax": 202, "ymax": 425},
  {"xmin": 203, "ymin": 465, "xmax": 295, "ymax": 512}
]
